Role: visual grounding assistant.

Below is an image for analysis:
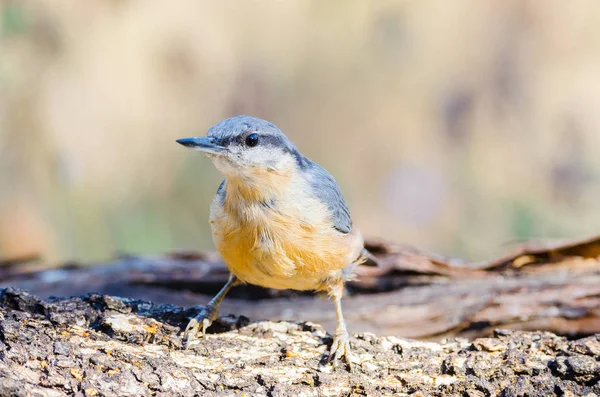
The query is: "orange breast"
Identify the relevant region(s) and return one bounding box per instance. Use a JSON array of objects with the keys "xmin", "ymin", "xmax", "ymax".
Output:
[{"xmin": 209, "ymin": 177, "xmax": 363, "ymax": 291}]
